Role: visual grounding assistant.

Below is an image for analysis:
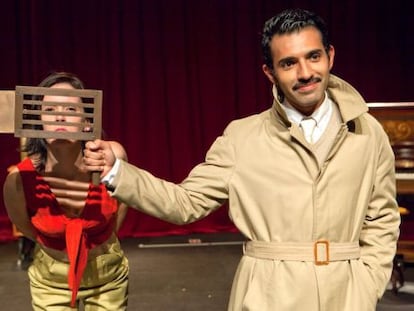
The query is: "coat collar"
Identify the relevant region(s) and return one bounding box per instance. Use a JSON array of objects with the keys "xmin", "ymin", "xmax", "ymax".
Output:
[{"xmin": 271, "ymin": 74, "xmax": 368, "ymax": 125}]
